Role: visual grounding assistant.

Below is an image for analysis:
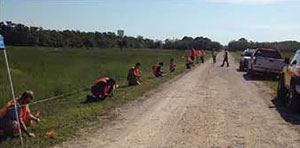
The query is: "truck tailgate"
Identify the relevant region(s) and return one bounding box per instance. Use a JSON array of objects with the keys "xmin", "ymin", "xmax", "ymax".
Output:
[{"xmin": 255, "ymin": 57, "xmax": 284, "ymax": 71}]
